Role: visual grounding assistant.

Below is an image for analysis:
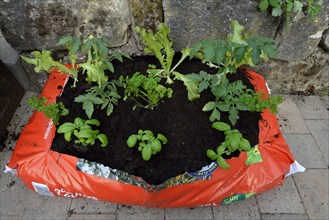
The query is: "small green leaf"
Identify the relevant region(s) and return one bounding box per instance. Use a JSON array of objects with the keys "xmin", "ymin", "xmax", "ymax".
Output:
[
  {"xmin": 271, "ymin": 6, "xmax": 282, "ymax": 17},
  {"xmin": 127, "ymin": 135, "xmax": 138, "ymax": 148},
  {"xmin": 228, "ymin": 132, "xmax": 241, "ymax": 151},
  {"xmin": 217, "ymin": 155, "xmax": 230, "ymax": 169},
  {"xmin": 151, "ymin": 139, "xmax": 162, "ymax": 152},
  {"xmin": 142, "ymin": 134, "xmax": 153, "ymax": 141},
  {"xmin": 64, "ymin": 132, "xmax": 72, "ymax": 142},
  {"xmin": 157, "ymin": 133, "xmax": 168, "ymax": 144},
  {"xmin": 57, "ymin": 123, "xmax": 76, "ymax": 133},
  {"xmin": 286, "ymin": 1, "xmax": 293, "ymax": 12},
  {"xmin": 206, "ymin": 149, "xmax": 218, "ymax": 160},
  {"xmin": 202, "ymin": 101, "xmax": 216, "ymax": 111},
  {"xmin": 209, "ymin": 109, "xmax": 221, "ymax": 122},
  {"xmin": 293, "ymin": 1, "xmax": 303, "ymax": 12},
  {"xmin": 229, "ymin": 108, "xmax": 239, "ymax": 125},
  {"xmin": 259, "ymin": 0, "xmax": 269, "ymax": 11},
  {"xmin": 76, "ymin": 130, "xmax": 94, "ymax": 139},
  {"xmin": 97, "ymin": 134, "xmax": 108, "ymax": 147},
  {"xmin": 212, "ymin": 122, "xmax": 231, "ymax": 131},
  {"xmin": 85, "ymin": 119, "xmax": 100, "ymax": 126},
  {"xmin": 240, "ymin": 138, "xmax": 251, "ymax": 151},
  {"xmin": 269, "ymin": 0, "xmax": 279, "ymax": 7},
  {"xmin": 142, "ymin": 146, "xmax": 152, "ymax": 161}
]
